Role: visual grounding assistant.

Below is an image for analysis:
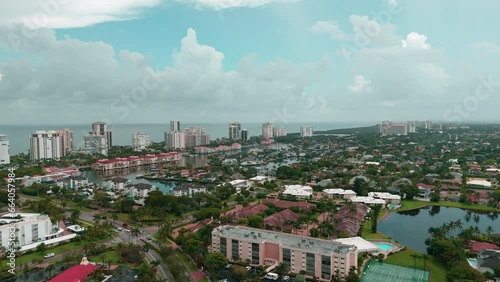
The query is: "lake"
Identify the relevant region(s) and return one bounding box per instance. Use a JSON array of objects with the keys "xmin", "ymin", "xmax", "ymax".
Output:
[{"xmin": 378, "ymin": 206, "xmax": 499, "ymax": 253}]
